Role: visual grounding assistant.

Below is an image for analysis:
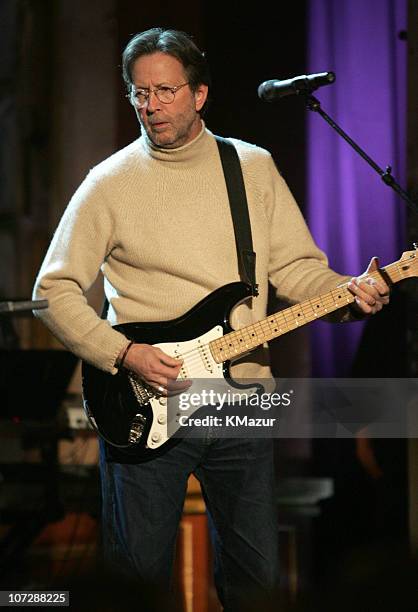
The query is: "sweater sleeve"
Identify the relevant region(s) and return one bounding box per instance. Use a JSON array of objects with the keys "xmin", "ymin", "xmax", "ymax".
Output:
[
  {"xmin": 32, "ymin": 171, "xmax": 130, "ymax": 373},
  {"xmin": 264, "ymin": 154, "xmax": 351, "ymax": 302}
]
